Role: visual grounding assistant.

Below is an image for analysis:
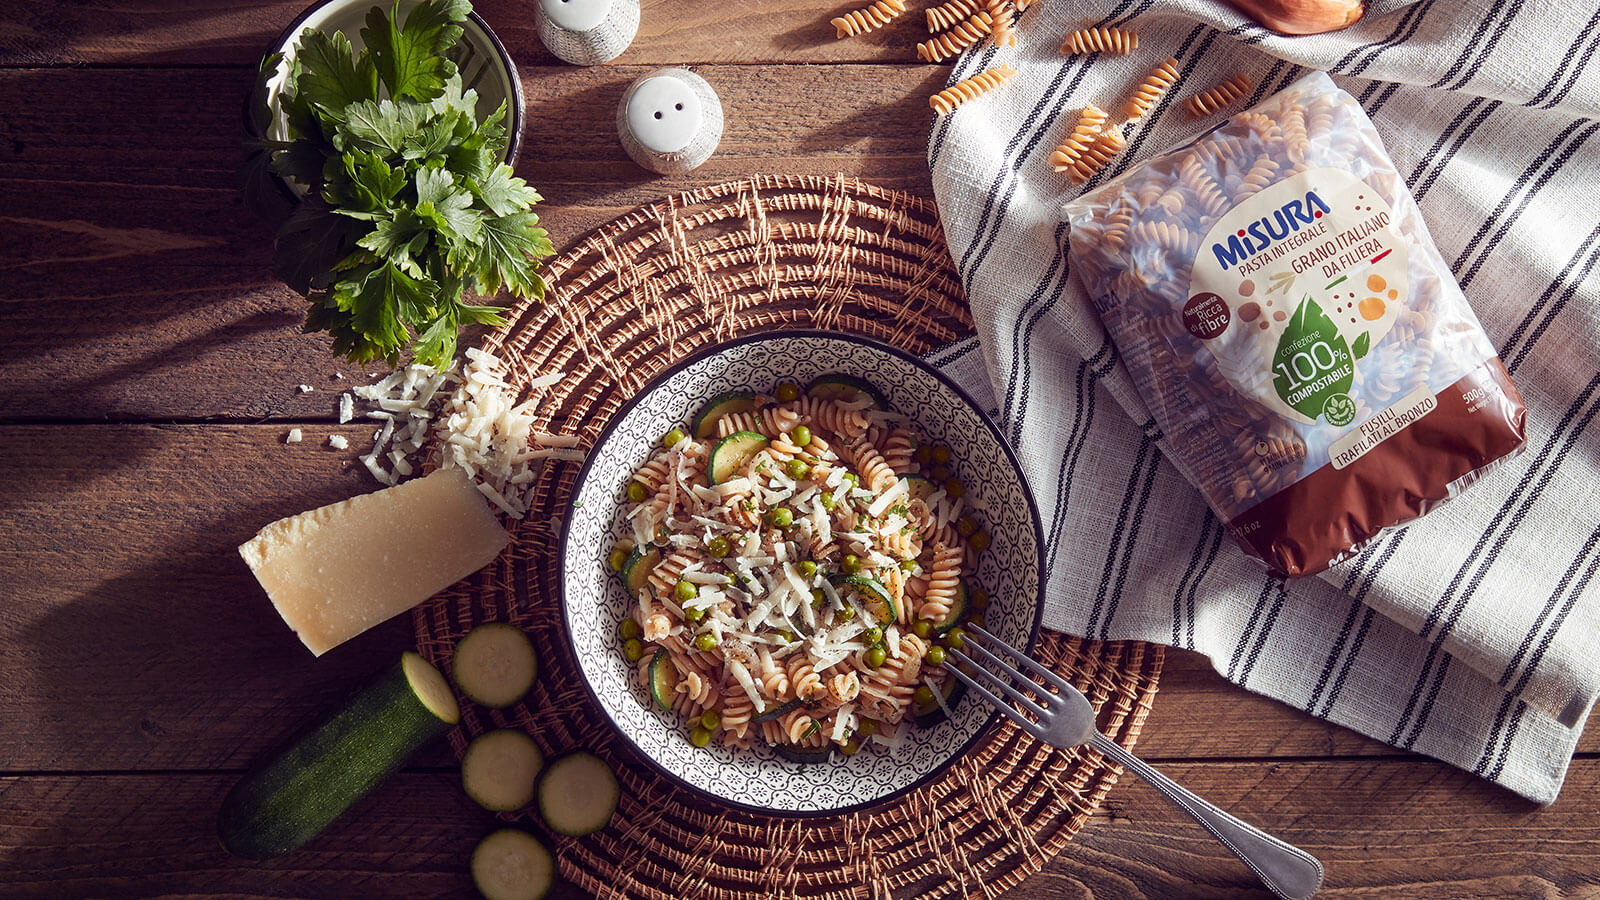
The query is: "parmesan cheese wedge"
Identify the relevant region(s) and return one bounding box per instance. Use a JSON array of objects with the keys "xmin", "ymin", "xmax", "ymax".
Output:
[{"xmin": 239, "ymin": 468, "xmax": 510, "ymax": 656}]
